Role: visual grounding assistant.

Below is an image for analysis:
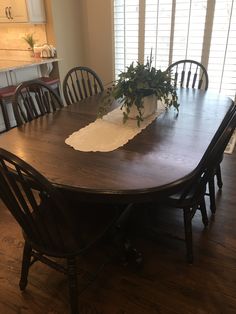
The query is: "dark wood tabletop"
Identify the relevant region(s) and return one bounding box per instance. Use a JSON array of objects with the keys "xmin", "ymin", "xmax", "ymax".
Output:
[{"xmin": 0, "ymin": 89, "xmax": 233, "ymax": 202}]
